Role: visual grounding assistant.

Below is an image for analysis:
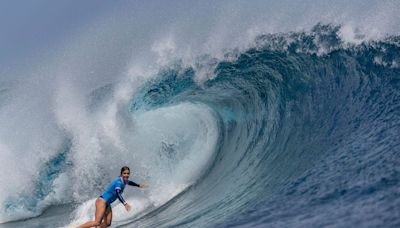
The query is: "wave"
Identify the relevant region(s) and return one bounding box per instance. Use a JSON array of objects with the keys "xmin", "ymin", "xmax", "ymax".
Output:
[
  {"xmin": 118, "ymin": 25, "xmax": 400, "ymax": 227},
  {"xmin": 1, "ymin": 24, "xmax": 399, "ymax": 227}
]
